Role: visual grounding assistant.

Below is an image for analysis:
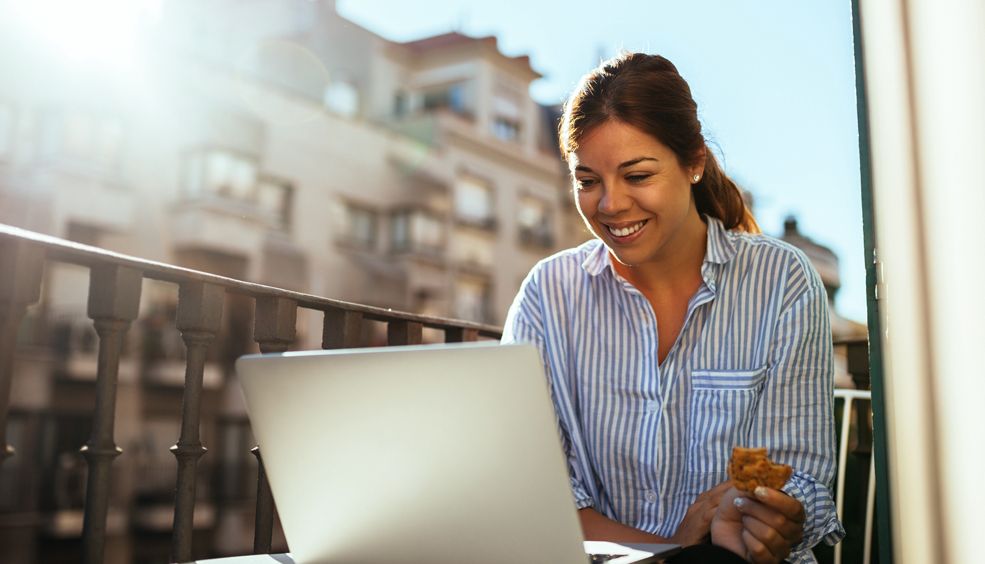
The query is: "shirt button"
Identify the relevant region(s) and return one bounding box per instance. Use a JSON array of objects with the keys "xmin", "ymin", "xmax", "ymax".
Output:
[
  {"xmin": 645, "ymin": 400, "xmax": 658, "ymax": 413},
  {"xmin": 644, "ymin": 490, "xmax": 657, "ymax": 503}
]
